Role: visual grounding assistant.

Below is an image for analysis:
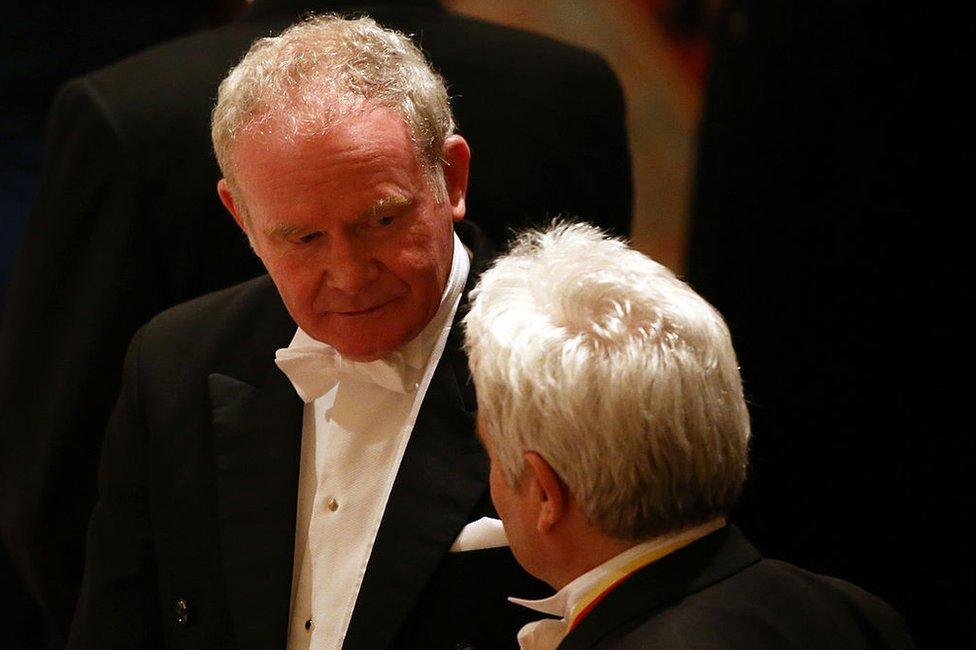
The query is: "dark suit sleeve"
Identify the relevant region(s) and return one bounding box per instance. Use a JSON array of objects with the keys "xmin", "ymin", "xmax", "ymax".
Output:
[
  {"xmin": 69, "ymin": 327, "xmax": 163, "ymax": 648},
  {"xmin": 0, "ymin": 77, "xmax": 164, "ymax": 630}
]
